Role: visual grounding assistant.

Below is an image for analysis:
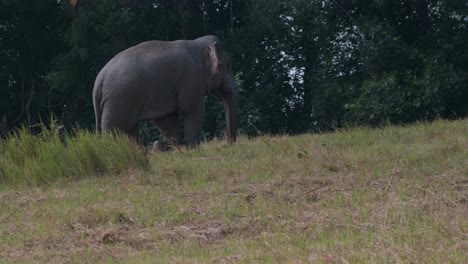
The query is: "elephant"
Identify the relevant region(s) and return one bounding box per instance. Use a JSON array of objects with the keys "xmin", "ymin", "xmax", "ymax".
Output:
[{"xmin": 92, "ymin": 35, "xmax": 238, "ymax": 147}]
